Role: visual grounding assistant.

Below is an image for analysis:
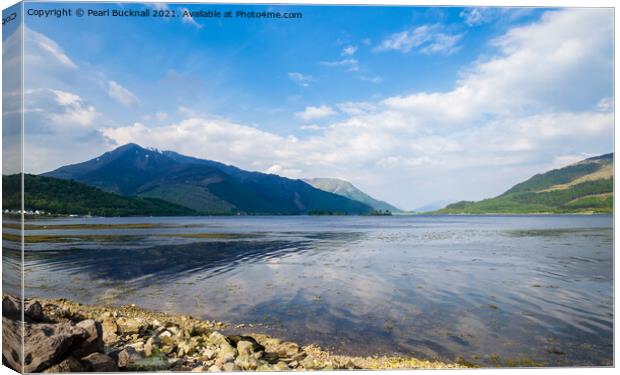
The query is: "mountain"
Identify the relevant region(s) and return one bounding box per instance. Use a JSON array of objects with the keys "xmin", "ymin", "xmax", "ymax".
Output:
[
  {"xmin": 43, "ymin": 144, "xmax": 373, "ymax": 215},
  {"xmin": 303, "ymin": 177, "xmax": 401, "ymax": 212},
  {"xmin": 413, "ymin": 200, "xmax": 455, "ymax": 213},
  {"xmin": 435, "ymin": 153, "xmax": 613, "ymax": 214},
  {"xmin": 2, "ymin": 174, "xmax": 197, "ymax": 216}
]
